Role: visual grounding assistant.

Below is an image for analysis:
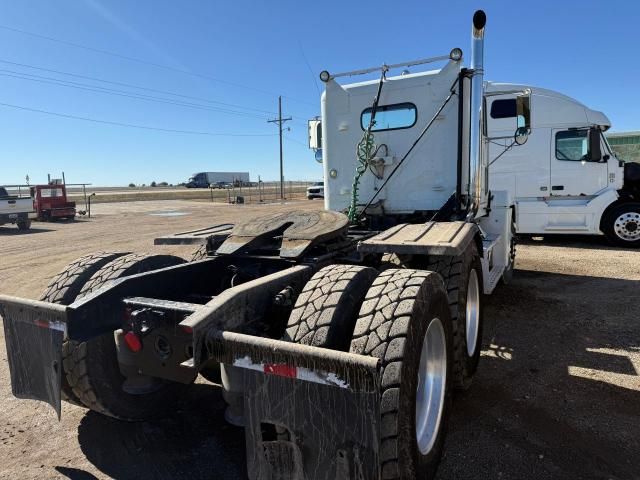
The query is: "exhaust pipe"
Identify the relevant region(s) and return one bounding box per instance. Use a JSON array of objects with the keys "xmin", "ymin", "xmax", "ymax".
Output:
[{"xmin": 468, "ymin": 10, "xmax": 486, "ymax": 216}]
